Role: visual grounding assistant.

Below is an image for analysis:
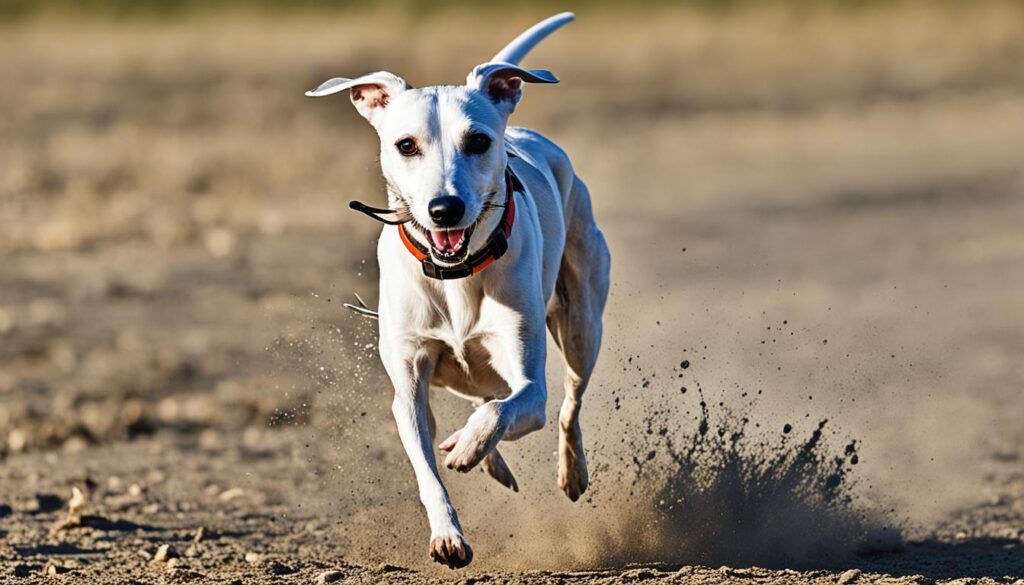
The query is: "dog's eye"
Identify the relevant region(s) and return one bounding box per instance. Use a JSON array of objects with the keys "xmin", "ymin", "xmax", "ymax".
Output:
[
  {"xmin": 395, "ymin": 138, "xmax": 419, "ymax": 157},
  {"xmin": 465, "ymin": 133, "xmax": 492, "ymax": 155}
]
